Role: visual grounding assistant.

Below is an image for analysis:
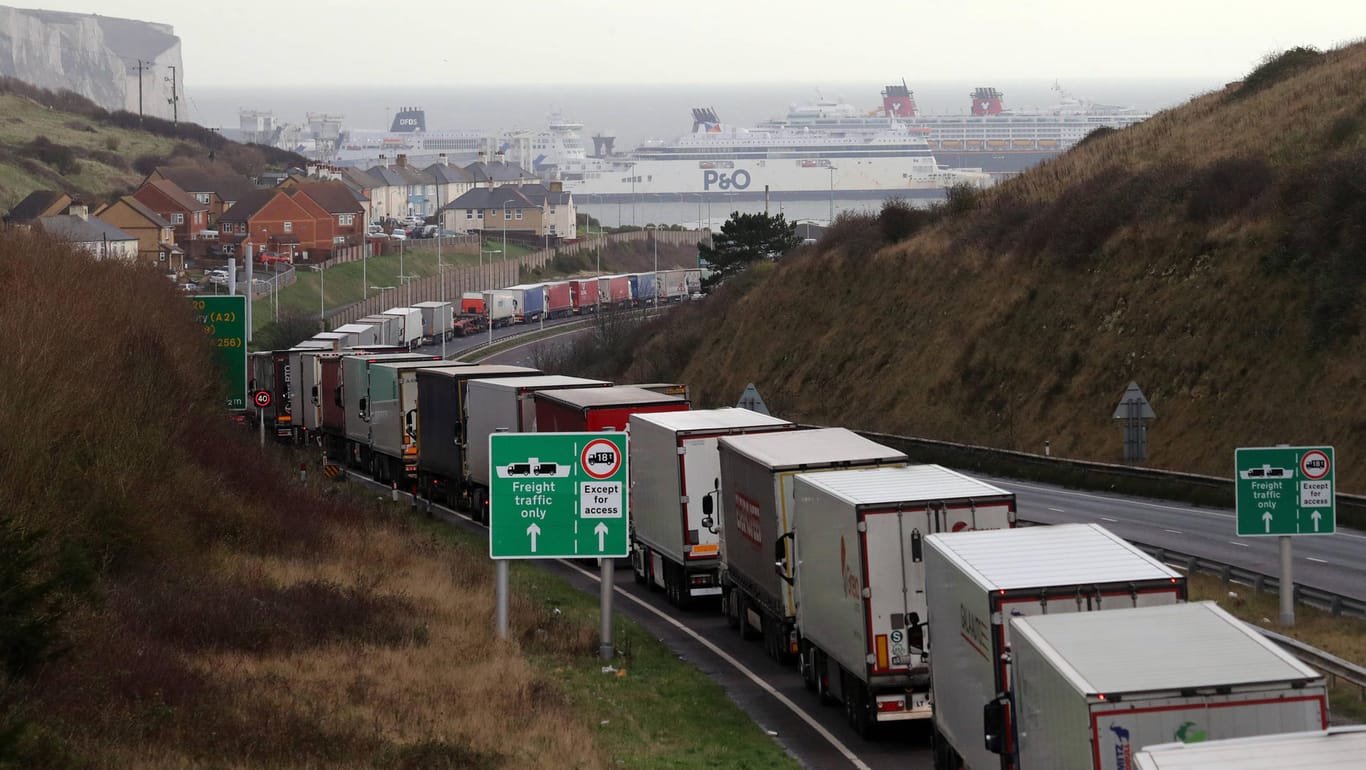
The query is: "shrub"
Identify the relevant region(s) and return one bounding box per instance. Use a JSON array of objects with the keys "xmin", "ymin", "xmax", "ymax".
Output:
[
  {"xmin": 819, "ymin": 210, "xmax": 881, "ymax": 257},
  {"xmin": 879, "ymin": 197, "xmax": 938, "ymax": 243},
  {"xmin": 1183, "ymin": 156, "xmax": 1276, "ymax": 222},
  {"xmin": 1233, "ymin": 46, "xmax": 1325, "ymax": 100}
]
